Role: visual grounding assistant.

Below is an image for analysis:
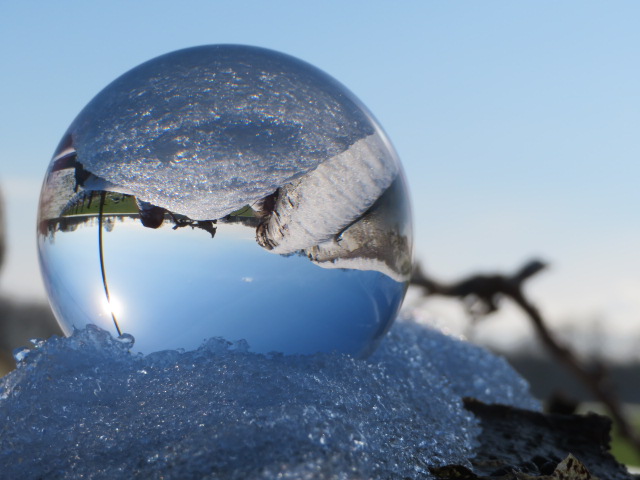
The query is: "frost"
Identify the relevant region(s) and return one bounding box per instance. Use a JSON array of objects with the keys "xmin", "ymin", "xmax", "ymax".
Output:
[
  {"xmin": 0, "ymin": 317, "xmax": 539, "ymax": 479},
  {"xmin": 67, "ymin": 45, "xmax": 379, "ymax": 222}
]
